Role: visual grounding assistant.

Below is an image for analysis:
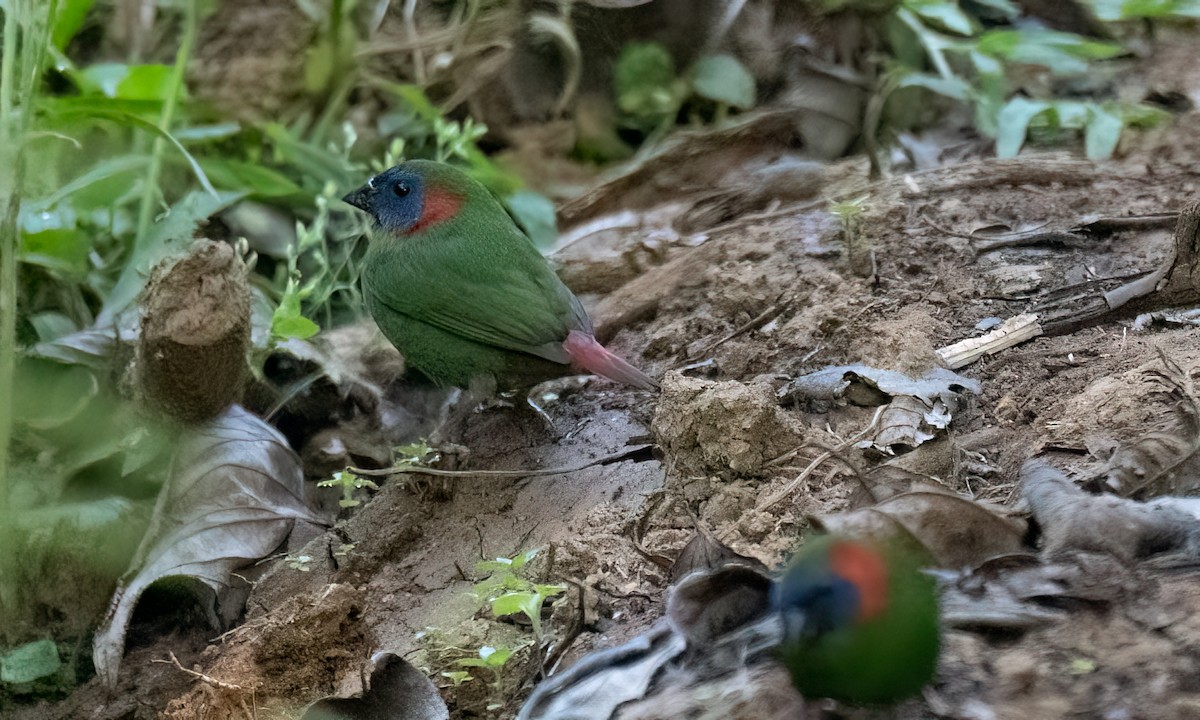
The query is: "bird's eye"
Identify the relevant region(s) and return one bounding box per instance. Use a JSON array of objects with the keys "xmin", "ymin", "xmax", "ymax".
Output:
[{"xmin": 393, "ymin": 181, "xmax": 411, "ymax": 198}]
